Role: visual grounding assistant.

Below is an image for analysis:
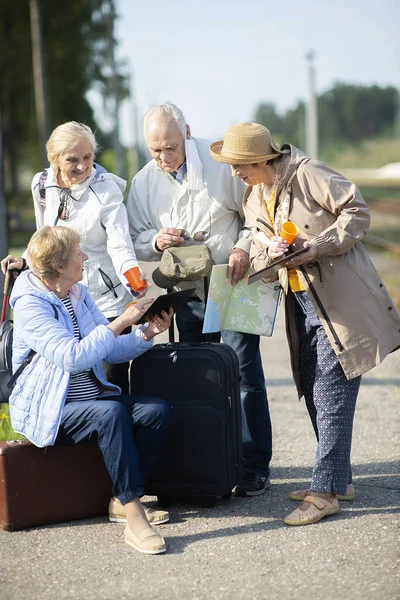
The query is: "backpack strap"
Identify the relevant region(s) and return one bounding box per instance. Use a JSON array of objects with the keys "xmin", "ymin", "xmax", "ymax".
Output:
[
  {"xmin": 93, "ymin": 162, "xmax": 108, "ymax": 179},
  {"xmin": 7, "ymin": 304, "xmax": 58, "ymax": 389},
  {"xmin": 38, "ymin": 170, "xmax": 48, "ymax": 210},
  {"xmin": 38, "ymin": 165, "xmax": 106, "ymax": 210}
]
